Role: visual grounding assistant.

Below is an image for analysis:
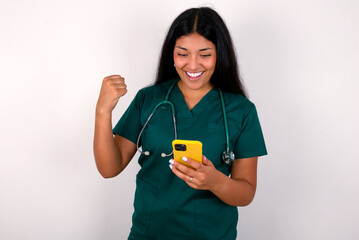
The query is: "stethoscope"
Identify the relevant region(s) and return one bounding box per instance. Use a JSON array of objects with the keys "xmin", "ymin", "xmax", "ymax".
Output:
[{"xmin": 136, "ymin": 80, "xmax": 235, "ymax": 165}]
